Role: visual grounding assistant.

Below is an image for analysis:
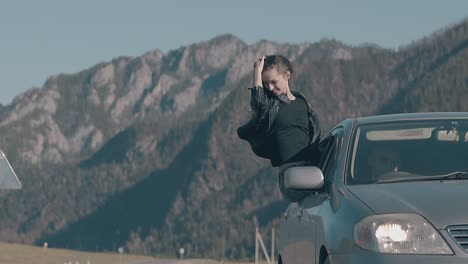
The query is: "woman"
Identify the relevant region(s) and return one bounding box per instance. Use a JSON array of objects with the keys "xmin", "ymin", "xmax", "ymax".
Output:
[{"xmin": 237, "ymin": 55, "xmax": 321, "ymax": 199}]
